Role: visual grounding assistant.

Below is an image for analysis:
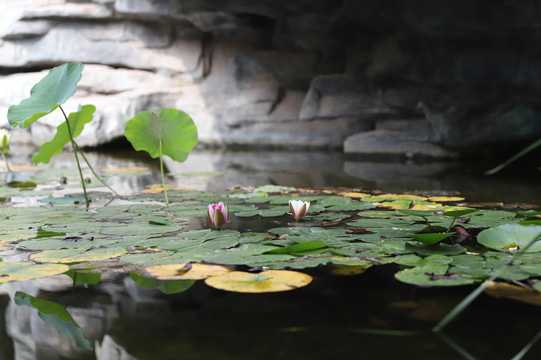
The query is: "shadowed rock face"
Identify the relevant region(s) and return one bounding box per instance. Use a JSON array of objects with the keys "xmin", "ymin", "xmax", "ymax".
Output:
[{"xmin": 1, "ymin": 0, "xmax": 540, "ymax": 158}]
